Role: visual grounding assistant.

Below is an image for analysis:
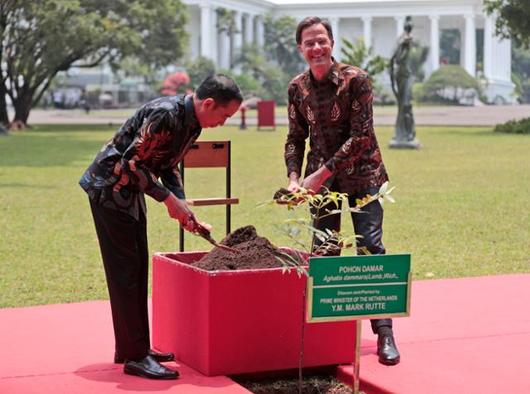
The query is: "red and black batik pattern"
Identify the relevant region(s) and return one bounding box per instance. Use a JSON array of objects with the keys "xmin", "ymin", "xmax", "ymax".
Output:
[
  {"xmin": 80, "ymin": 94, "xmax": 201, "ymax": 220},
  {"xmin": 285, "ymin": 61, "xmax": 388, "ymax": 194}
]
